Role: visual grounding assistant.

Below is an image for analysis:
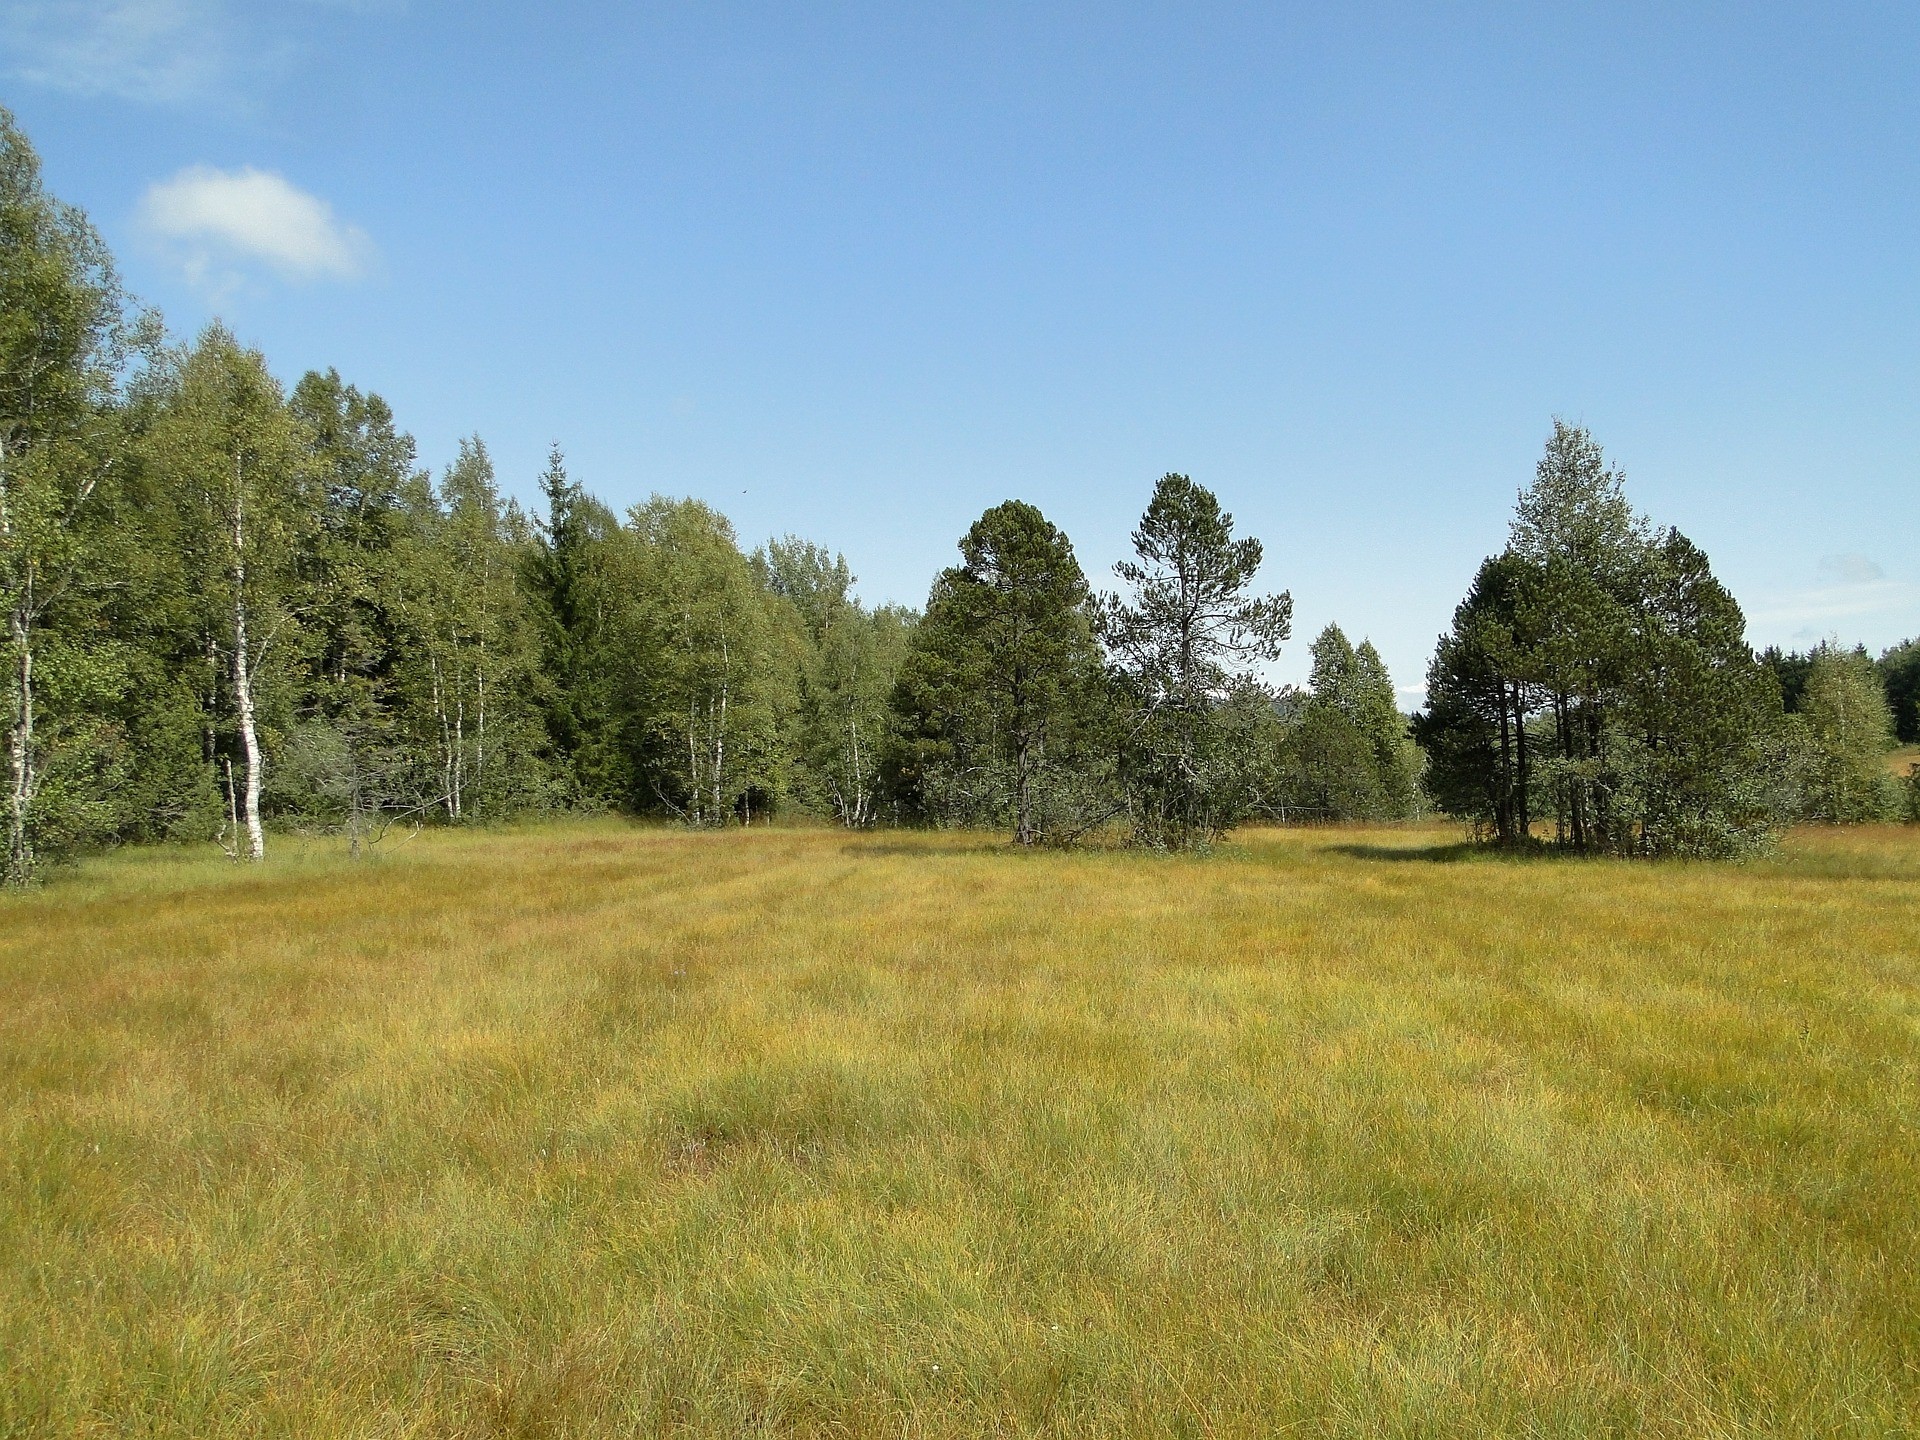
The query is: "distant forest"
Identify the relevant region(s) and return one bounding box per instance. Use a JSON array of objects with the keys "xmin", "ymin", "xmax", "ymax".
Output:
[{"xmin": 4, "ymin": 109, "xmax": 1915, "ymax": 883}]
